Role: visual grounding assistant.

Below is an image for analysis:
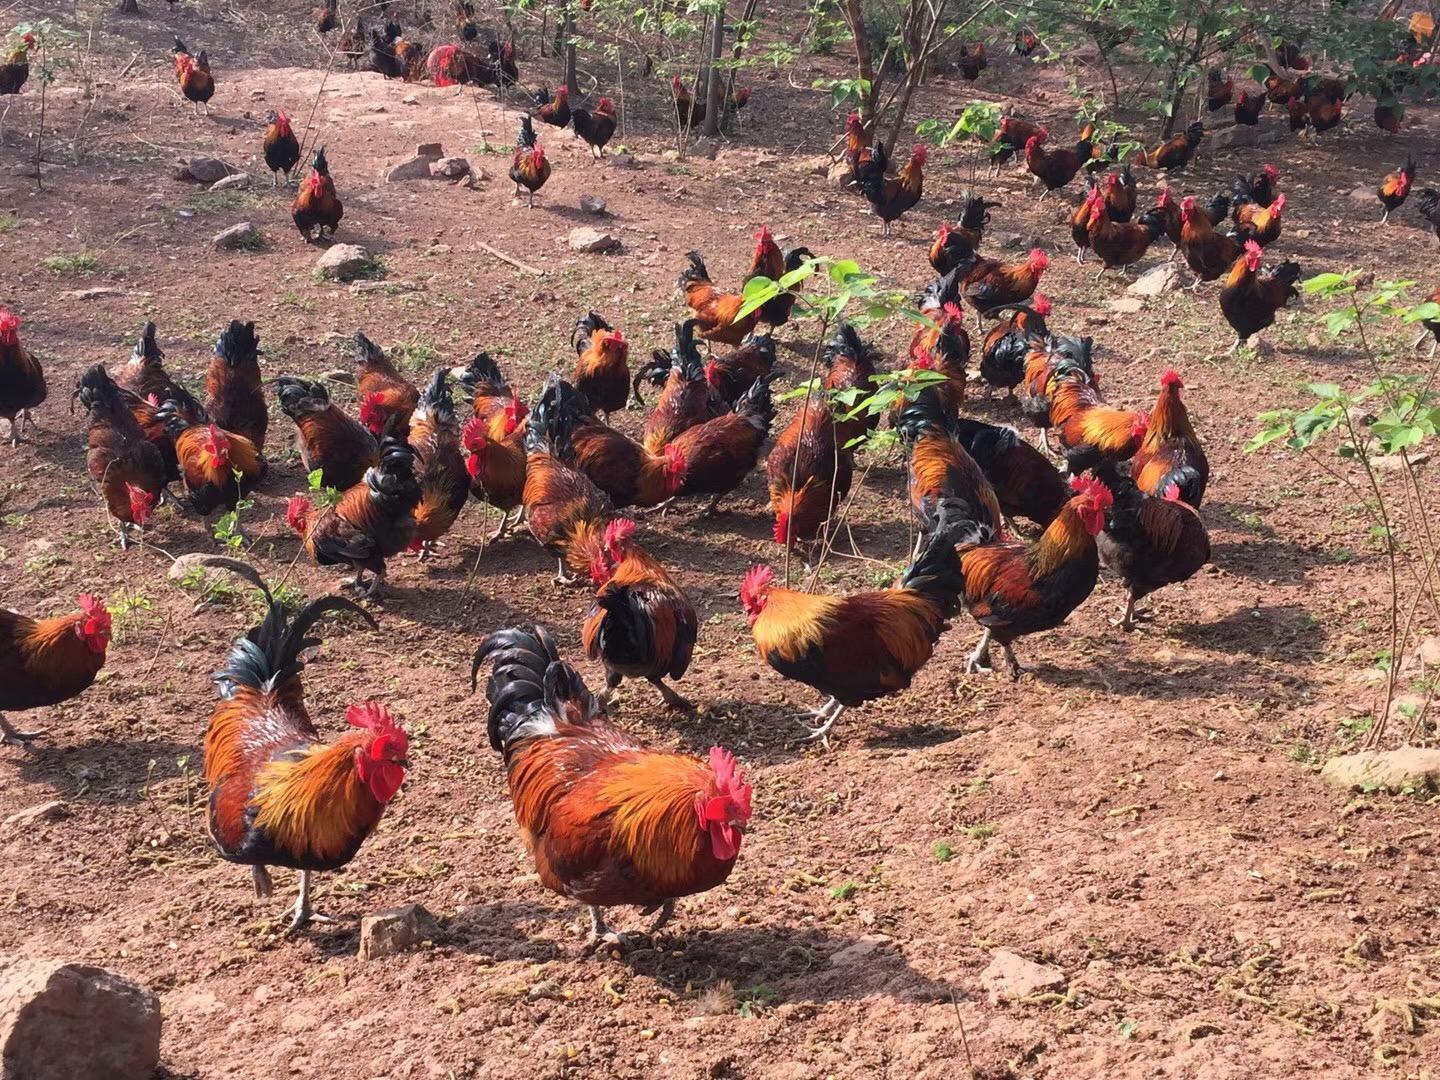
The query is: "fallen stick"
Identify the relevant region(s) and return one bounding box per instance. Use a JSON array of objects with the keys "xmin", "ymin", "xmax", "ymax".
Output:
[{"xmin": 477, "ymin": 241, "xmax": 543, "ymax": 276}]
